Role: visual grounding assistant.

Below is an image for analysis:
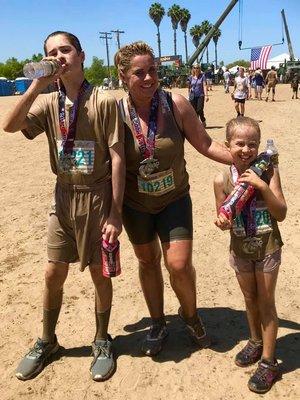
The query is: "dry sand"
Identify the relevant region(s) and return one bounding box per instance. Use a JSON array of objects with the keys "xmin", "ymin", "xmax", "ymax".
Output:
[{"xmin": 0, "ymin": 85, "xmax": 299, "ymax": 400}]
